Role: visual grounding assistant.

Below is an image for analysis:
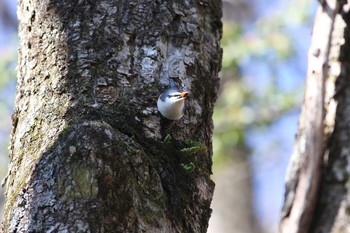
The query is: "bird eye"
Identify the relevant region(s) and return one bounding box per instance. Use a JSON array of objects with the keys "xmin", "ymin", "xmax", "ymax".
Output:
[{"xmin": 167, "ymin": 94, "xmax": 182, "ymax": 98}]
